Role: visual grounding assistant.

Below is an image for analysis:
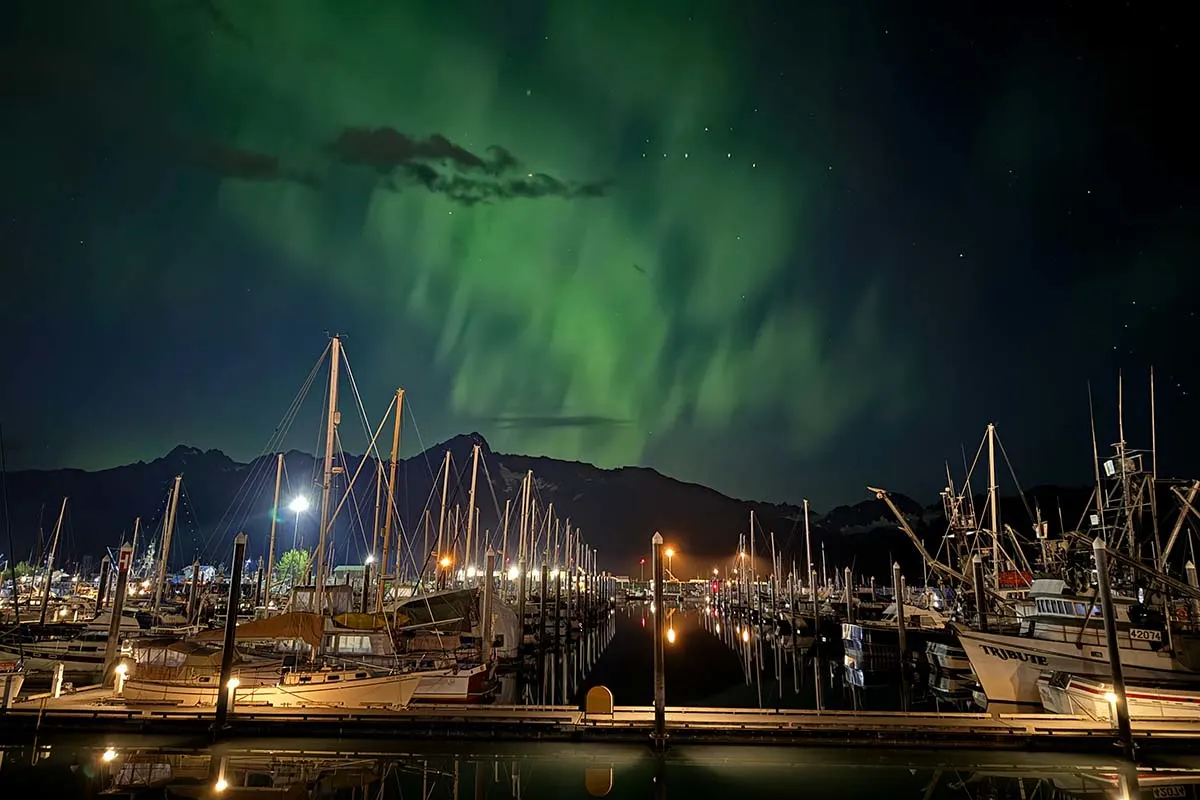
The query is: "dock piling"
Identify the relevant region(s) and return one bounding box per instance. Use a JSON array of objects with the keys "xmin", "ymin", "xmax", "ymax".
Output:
[
  {"xmin": 1093, "ymin": 536, "xmax": 1134, "ymax": 758},
  {"xmin": 651, "ymin": 531, "xmax": 667, "ymax": 751},
  {"xmin": 102, "ymin": 543, "xmax": 133, "ymax": 681},
  {"xmin": 214, "ymin": 532, "xmax": 248, "ymax": 734}
]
